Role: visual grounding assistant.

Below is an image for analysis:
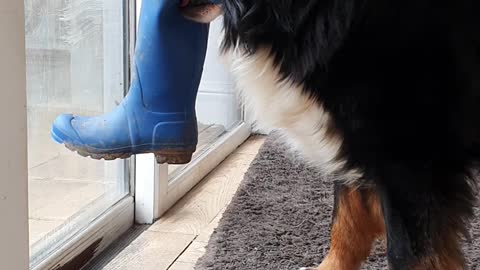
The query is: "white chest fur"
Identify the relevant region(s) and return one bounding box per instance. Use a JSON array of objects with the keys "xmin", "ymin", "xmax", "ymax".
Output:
[{"xmin": 221, "ymin": 47, "xmax": 358, "ymax": 179}]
